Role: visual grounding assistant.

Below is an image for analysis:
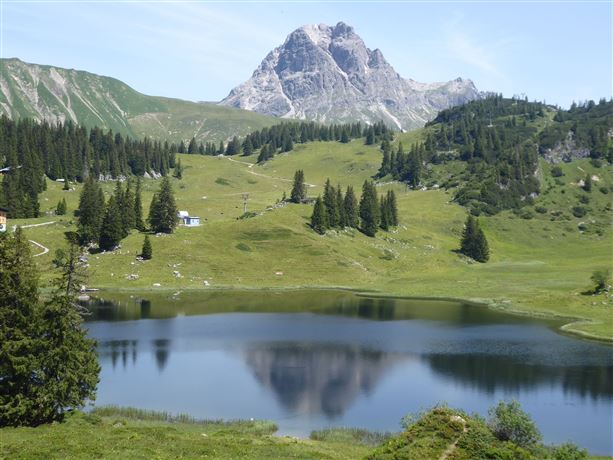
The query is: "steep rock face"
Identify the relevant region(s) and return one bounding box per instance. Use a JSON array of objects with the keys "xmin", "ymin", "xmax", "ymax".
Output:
[{"xmin": 221, "ymin": 22, "xmax": 480, "ymax": 129}]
